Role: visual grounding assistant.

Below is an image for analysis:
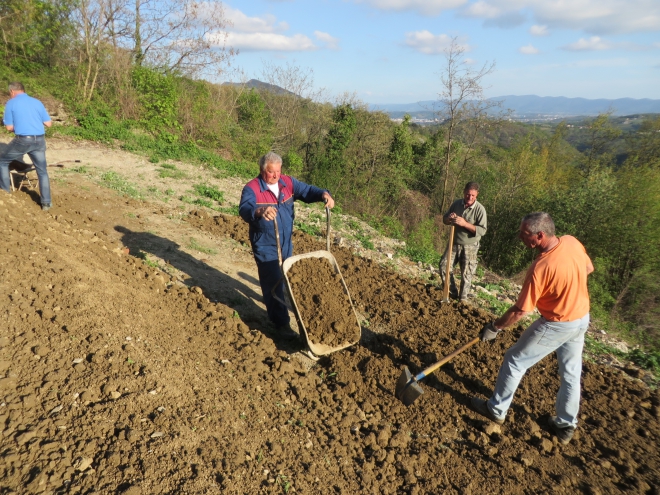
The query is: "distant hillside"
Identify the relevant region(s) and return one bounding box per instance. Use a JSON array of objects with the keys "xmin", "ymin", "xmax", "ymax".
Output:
[
  {"xmin": 373, "ymin": 95, "xmax": 660, "ymax": 121},
  {"xmin": 221, "ymin": 79, "xmax": 294, "ymax": 96}
]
